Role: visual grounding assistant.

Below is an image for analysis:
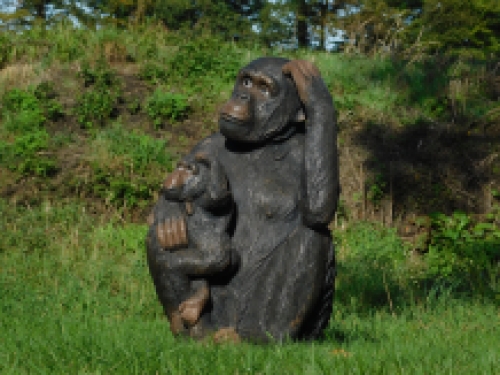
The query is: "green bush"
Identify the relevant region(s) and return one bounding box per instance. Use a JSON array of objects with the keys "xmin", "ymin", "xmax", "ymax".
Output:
[
  {"xmin": 2, "ymin": 88, "xmax": 41, "ymax": 113},
  {"xmin": 0, "ymin": 129, "xmax": 57, "ymax": 177},
  {"xmin": 91, "ymin": 167, "xmax": 153, "ymax": 208},
  {"xmin": 75, "ymin": 87, "xmax": 118, "ymax": 128},
  {"xmin": 34, "ymin": 82, "xmax": 65, "ymax": 121},
  {"xmin": 1, "ymin": 84, "xmax": 64, "ymax": 133},
  {"xmin": 139, "ymin": 62, "xmax": 169, "ymax": 84},
  {"xmin": 81, "ymin": 124, "xmax": 174, "ymax": 207},
  {"xmin": 145, "ymin": 89, "xmax": 189, "ymax": 128},
  {"xmin": 425, "ymin": 211, "xmax": 500, "ymax": 296},
  {"xmin": 79, "ymin": 60, "xmax": 117, "ymax": 88},
  {"xmin": 167, "ymin": 36, "xmax": 242, "ymax": 84},
  {"xmin": 74, "ymin": 60, "xmax": 121, "ymax": 129},
  {"xmin": 2, "ymin": 88, "xmax": 45, "ymax": 131}
]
